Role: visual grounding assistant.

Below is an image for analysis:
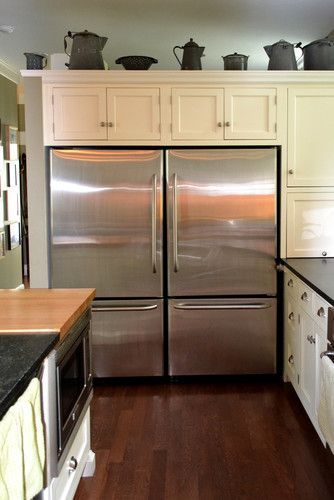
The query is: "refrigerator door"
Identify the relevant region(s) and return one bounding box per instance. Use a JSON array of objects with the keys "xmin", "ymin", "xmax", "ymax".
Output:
[
  {"xmin": 50, "ymin": 149, "xmax": 163, "ymax": 298},
  {"xmin": 167, "ymin": 148, "xmax": 277, "ymax": 296},
  {"xmin": 169, "ymin": 297, "xmax": 277, "ymax": 375},
  {"xmin": 91, "ymin": 299, "xmax": 164, "ymax": 377}
]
